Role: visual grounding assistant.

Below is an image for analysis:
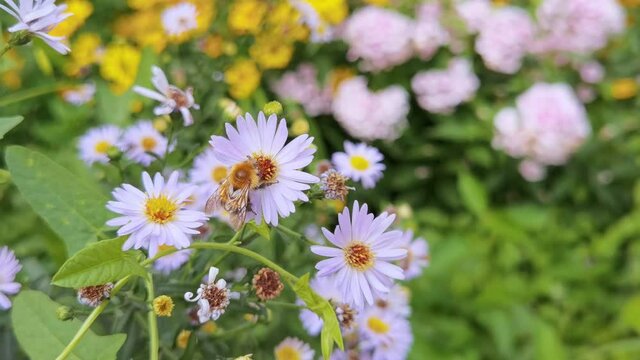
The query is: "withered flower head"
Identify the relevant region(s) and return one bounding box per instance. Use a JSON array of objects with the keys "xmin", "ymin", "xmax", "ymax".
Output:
[
  {"xmin": 252, "ymin": 267, "xmax": 284, "ymax": 301},
  {"xmin": 77, "ymin": 283, "xmax": 114, "ymax": 307}
]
